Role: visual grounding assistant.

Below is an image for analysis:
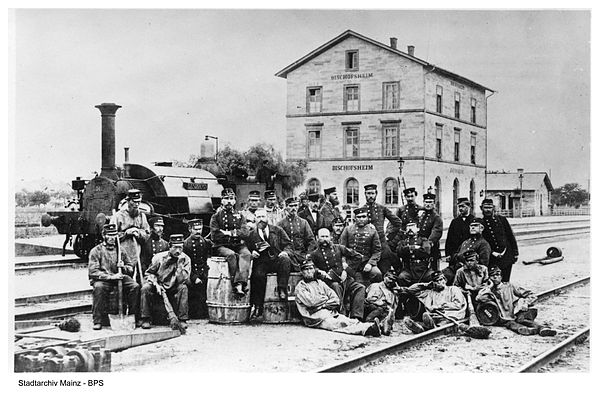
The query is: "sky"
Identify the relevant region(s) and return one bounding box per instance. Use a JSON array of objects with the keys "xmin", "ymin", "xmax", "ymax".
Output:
[{"xmin": 10, "ymin": 9, "xmax": 591, "ymax": 189}]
